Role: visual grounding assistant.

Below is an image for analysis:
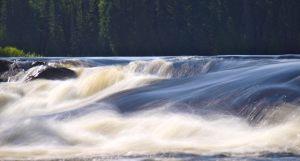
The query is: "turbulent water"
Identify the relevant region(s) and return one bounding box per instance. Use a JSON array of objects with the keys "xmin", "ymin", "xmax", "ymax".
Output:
[{"xmin": 1, "ymin": 56, "xmax": 300, "ymax": 161}]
